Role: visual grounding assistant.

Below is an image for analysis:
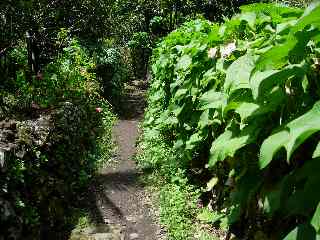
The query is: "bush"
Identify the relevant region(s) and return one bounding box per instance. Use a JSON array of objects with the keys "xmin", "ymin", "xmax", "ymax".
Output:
[
  {"xmin": 94, "ymin": 39, "xmax": 129, "ymax": 102},
  {"xmin": 128, "ymin": 32, "xmax": 152, "ymax": 79},
  {"xmin": 0, "ymin": 34, "xmax": 116, "ymax": 239},
  {"xmin": 2, "ymin": 37, "xmax": 98, "ymax": 112},
  {"xmin": 143, "ymin": 2, "xmax": 320, "ymax": 239}
]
